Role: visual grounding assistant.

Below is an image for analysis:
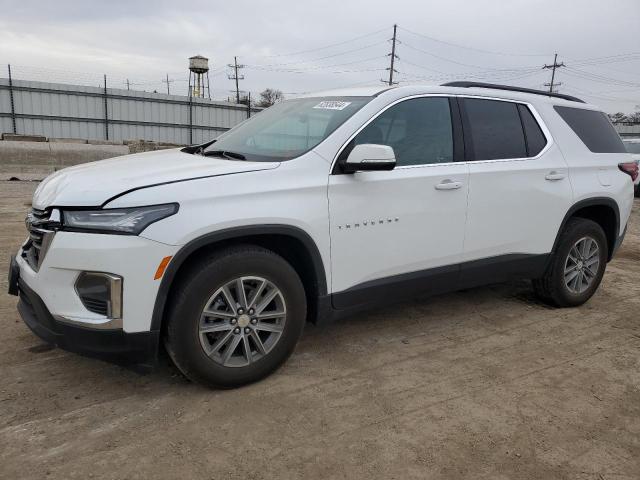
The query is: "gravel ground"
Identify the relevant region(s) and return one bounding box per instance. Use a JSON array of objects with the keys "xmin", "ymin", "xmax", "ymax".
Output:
[{"xmin": 1, "ymin": 180, "xmax": 639, "ymax": 480}]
